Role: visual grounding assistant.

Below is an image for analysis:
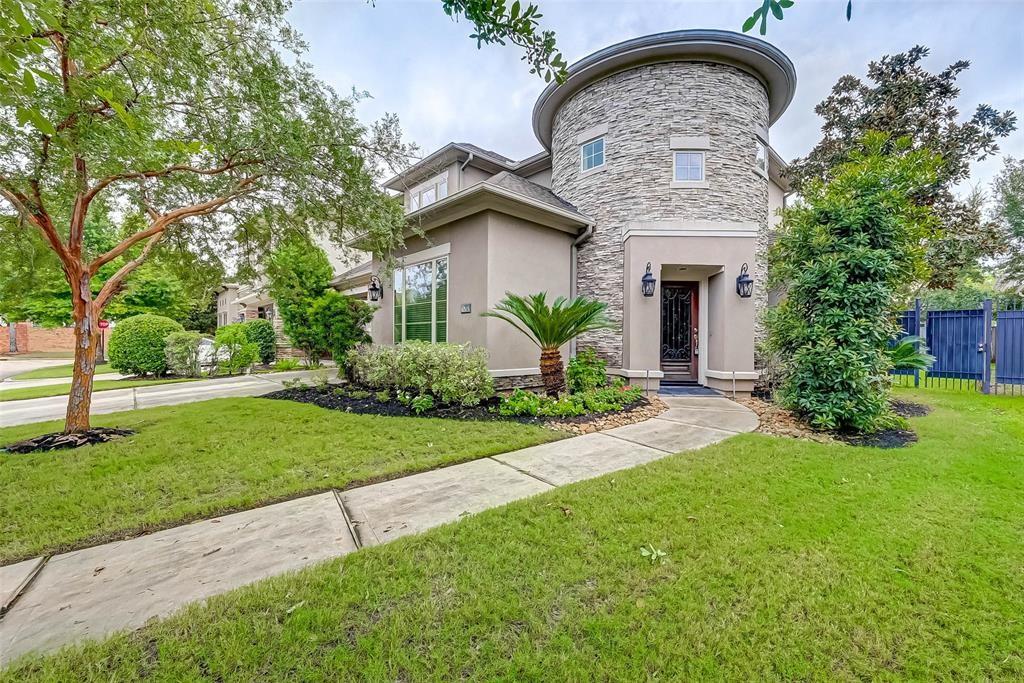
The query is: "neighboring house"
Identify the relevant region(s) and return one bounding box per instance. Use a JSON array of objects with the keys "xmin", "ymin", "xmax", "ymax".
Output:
[{"xmin": 361, "ymin": 30, "xmax": 795, "ymax": 395}]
